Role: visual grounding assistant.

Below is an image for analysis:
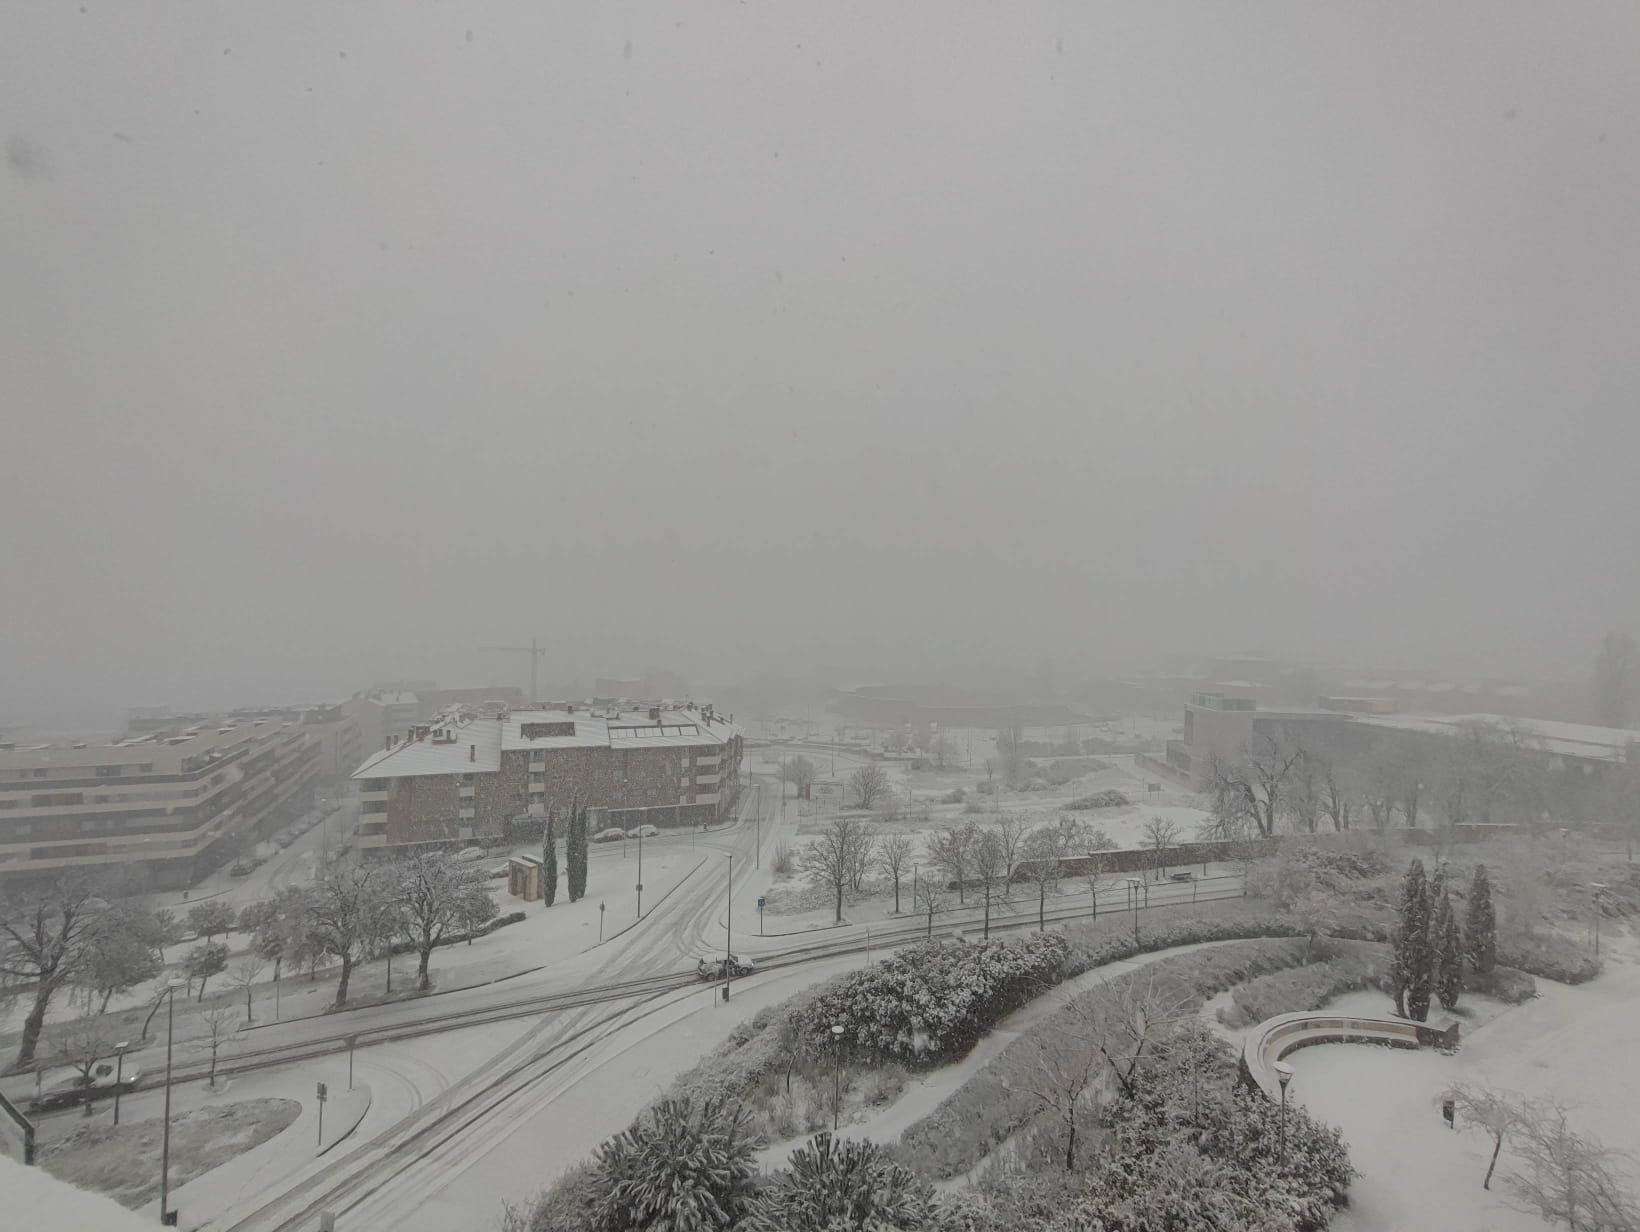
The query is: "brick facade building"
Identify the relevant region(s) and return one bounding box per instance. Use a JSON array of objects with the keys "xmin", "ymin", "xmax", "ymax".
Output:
[{"xmin": 352, "ymin": 704, "xmax": 743, "ymax": 855}]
